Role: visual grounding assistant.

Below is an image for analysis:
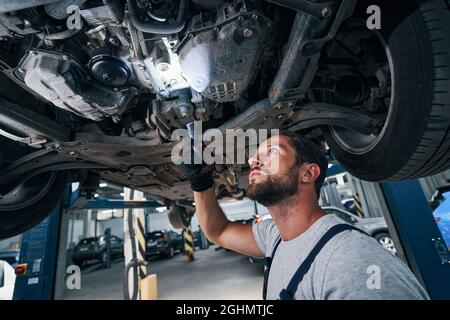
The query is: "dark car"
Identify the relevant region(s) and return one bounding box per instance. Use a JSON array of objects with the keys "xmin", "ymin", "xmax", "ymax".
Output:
[
  {"xmin": 341, "ymin": 198, "xmax": 357, "ymax": 216},
  {"xmin": 322, "ymin": 206, "xmax": 396, "ymax": 255},
  {"xmin": 146, "ymin": 231, "xmax": 183, "ymax": 259},
  {"xmin": 72, "ymin": 235, "xmax": 124, "ymax": 266},
  {"xmin": 0, "ymin": 250, "xmax": 20, "ymax": 269}
]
